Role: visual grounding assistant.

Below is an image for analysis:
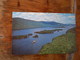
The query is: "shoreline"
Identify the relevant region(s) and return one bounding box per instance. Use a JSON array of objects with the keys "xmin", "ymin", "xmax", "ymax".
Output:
[
  {"xmin": 12, "ymin": 27, "xmax": 65, "ymax": 31},
  {"xmin": 39, "ymin": 27, "xmax": 76, "ymax": 54}
]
